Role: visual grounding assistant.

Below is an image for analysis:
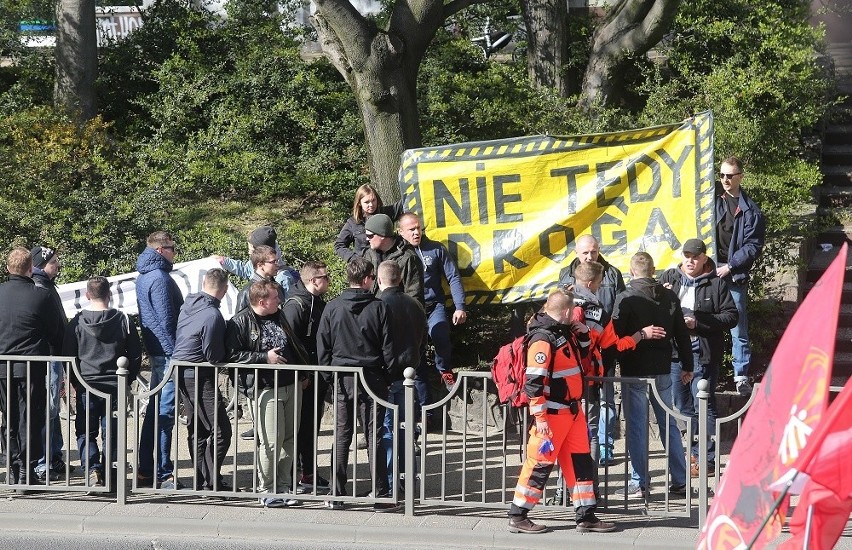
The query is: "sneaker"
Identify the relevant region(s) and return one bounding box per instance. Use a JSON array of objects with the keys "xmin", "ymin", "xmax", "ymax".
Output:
[
  {"xmin": 691, "ymin": 460, "xmax": 715, "ymax": 478},
  {"xmin": 598, "ymin": 445, "xmax": 615, "ymax": 466},
  {"xmin": 508, "ymin": 516, "xmax": 549, "ymax": 534},
  {"xmin": 88, "ymin": 469, "xmax": 104, "ymax": 487},
  {"xmin": 736, "ymin": 380, "xmax": 752, "ymax": 397},
  {"xmin": 441, "ymin": 371, "xmax": 456, "ymax": 390},
  {"xmin": 157, "ymin": 476, "xmax": 184, "ymax": 490},
  {"xmin": 373, "ymin": 501, "xmax": 401, "ymax": 513},
  {"xmin": 324, "ymin": 500, "xmax": 344, "ymax": 510},
  {"xmin": 298, "ymin": 473, "xmax": 330, "ymax": 492},
  {"xmin": 627, "ymin": 483, "xmax": 648, "ymax": 500},
  {"xmin": 668, "ymin": 483, "xmax": 687, "ymax": 495},
  {"xmin": 576, "ymin": 518, "xmax": 617, "ymax": 533},
  {"xmin": 241, "ymin": 428, "xmax": 255, "ymax": 441},
  {"xmin": 136, "ymin": 474, "xmax": 154, "ymax": 488},
  {"xmin": 259, "ymin": 497, "xmax": 287, "ymax": 508}
]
